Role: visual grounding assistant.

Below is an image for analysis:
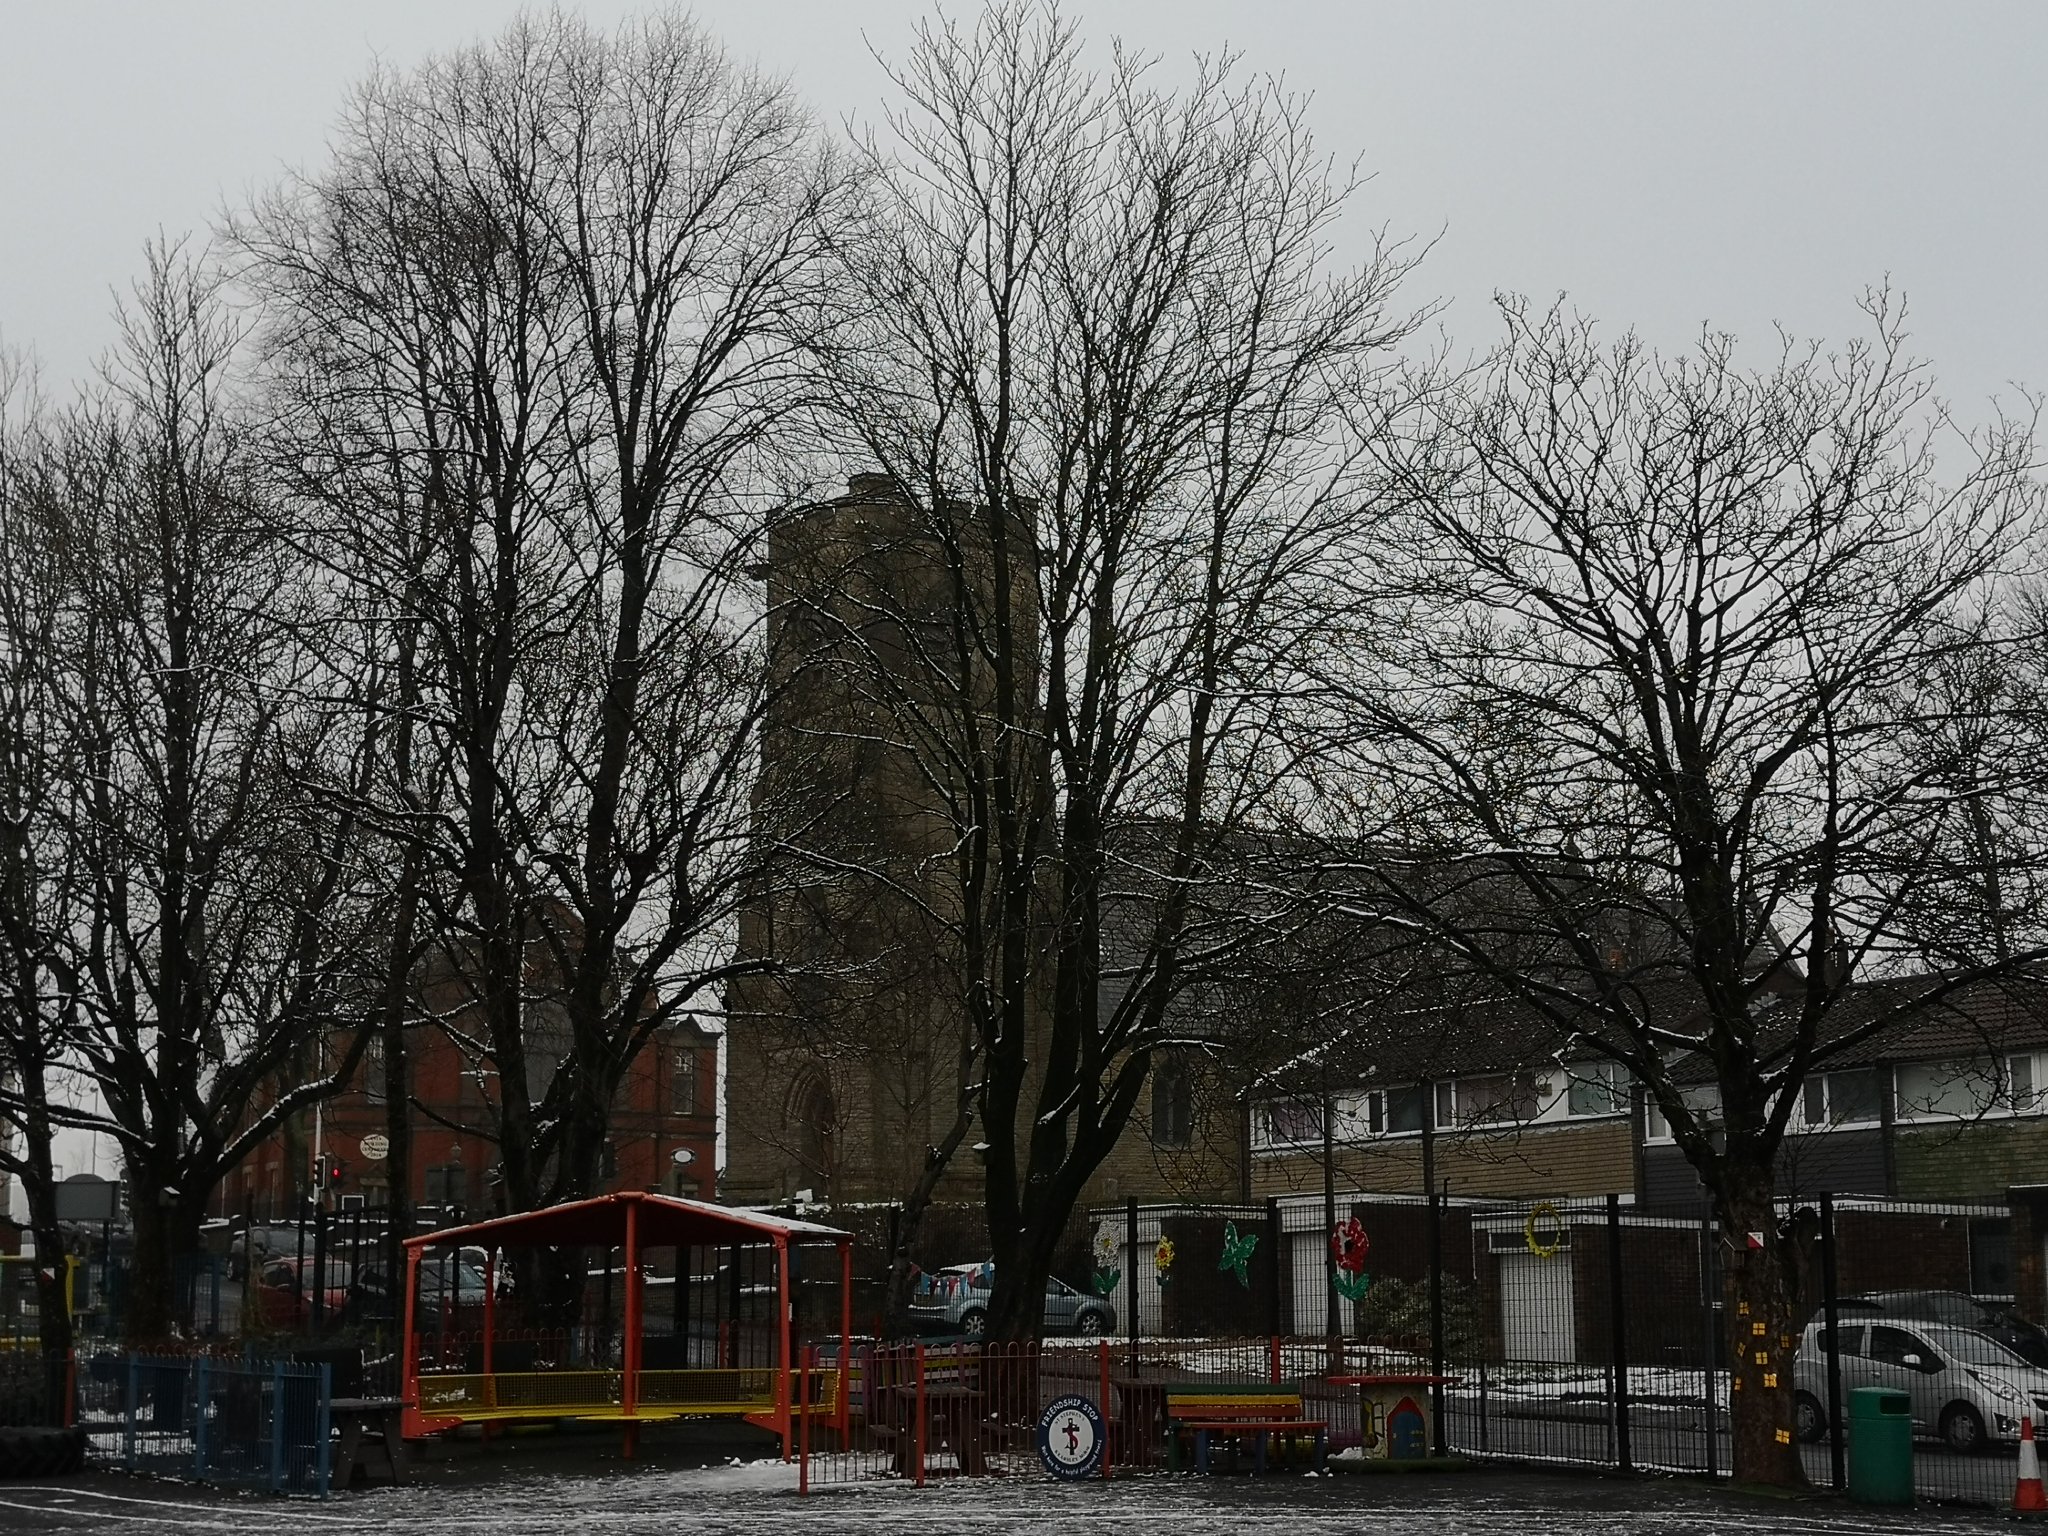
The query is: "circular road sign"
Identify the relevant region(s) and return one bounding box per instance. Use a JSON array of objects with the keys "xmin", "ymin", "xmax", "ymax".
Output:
[{"xmin": 1036, "ymin": 1394, "xmax": 1105, "ymax": 1480}]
